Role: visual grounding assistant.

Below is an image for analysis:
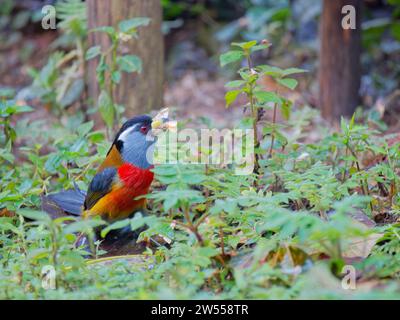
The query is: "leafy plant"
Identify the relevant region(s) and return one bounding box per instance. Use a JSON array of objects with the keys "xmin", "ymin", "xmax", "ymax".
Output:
[
  {"xmin": 27, "ymin": 0, "xmax": 87, "ymax": 115},
  {"xmin": 0, "ymin": 99, "xmax": 32, "ymax": 147},
  {"xmin": 86, "ymin": 17, "xmax": 150, "ymax": 130},
  {"xmin": 220, "ymin": 40, "xmax": 306, "ymax": 171}
]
